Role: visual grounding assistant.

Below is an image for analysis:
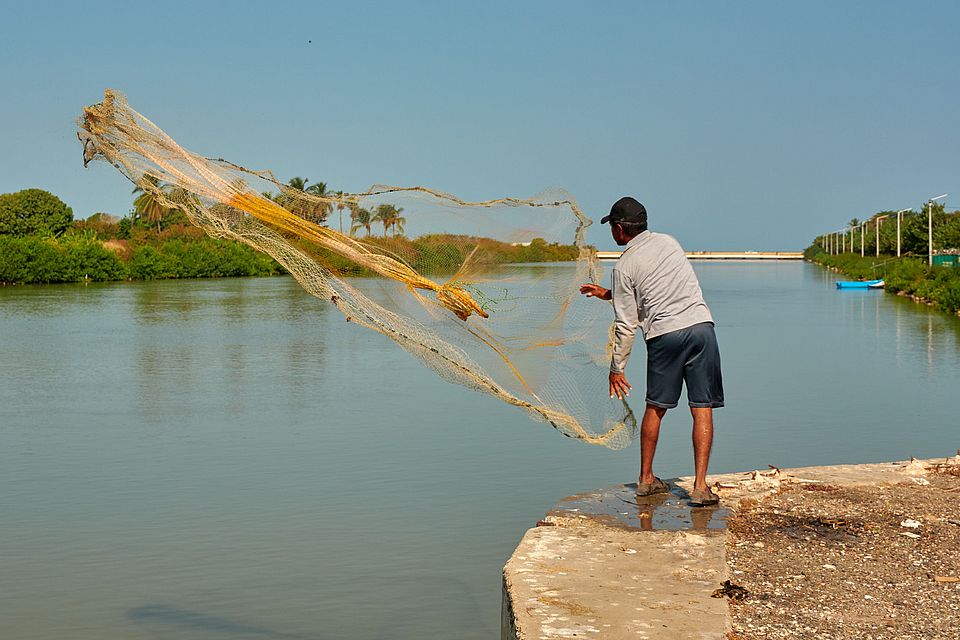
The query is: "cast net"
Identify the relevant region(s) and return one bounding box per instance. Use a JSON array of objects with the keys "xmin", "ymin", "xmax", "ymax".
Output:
[{"xmin": 78, "ymin": 90, "xmax": 636, "ymax": 448}]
